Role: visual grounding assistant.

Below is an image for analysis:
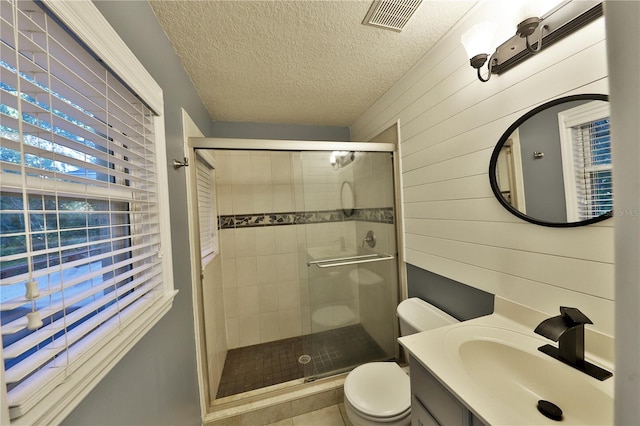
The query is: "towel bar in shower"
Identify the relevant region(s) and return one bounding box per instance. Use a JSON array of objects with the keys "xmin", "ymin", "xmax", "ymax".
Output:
[{"xmin": 307, "ymin": 253, "xmax": 395, "ymax": 268}]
